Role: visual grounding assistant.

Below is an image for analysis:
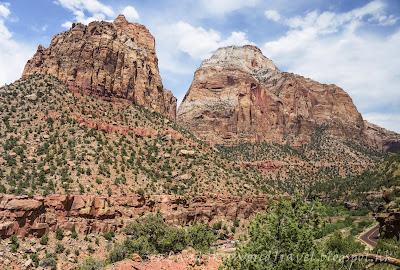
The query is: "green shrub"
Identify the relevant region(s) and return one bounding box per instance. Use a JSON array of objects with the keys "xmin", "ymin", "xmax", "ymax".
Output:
[
  {"xmin": 71, "ymin": 225, "xmax": 78, "ymax": 239},
  {"xmin": 224, "ymin": 195, "xmax": 323, "ymax": 270},
  {"xmin": 122, "ymin": 236, "xmax": 152, "ymax": 259},
  {"xmin": 55, "ymin": 242, "xmax": 65, "ymax": 253},
  {"xmin": 324, "ymin": 231, "xmax": 364, "ymax": 268},
  {"xmin": 157, "ymin": 226, "xmax": 188, "ymax": 254},
  {"xmin": 213, "ymin": 221, "xmax": 222, "ymax": 230},
  {"xmin": 233, "ymin": 220, "xmax": 240, "ymax": 227},
  {"xmin": 108, "ymin": 244, "xmax": 127, "ymax": 263},
  {"xmin": 103, "ymin": 230, "xmax": 115, "ymax": 241},
  {"xmin": 188, "ymin": 223, "xmax": 216, "ymax": 253},
  {"xmin": 78, "ymin": 258, "xmax": 104, "ymax": 270},
  {"xmin": 40, "ymin": 232, "xmax": 49, "ymax": 245},
  {"xmin": 30, "ymin": 253, "xmax": 39, "ymax": 268},
  {"xmin": 87, "ymin": 245, "xmax": 94, "ymax": 253},
  {"xmin": 55, "ymin": 227, "xmax": 64, "ymax": 240},
  {"xmin": 137, "ymin": 188, "xmax": 144, "ymax": 197},
  {"xmin": 124, "ymin": 213, "xmax": 188, "ymax": 256},
  {"xmin": 40, "ymin": 253, "xmax": 57, "ymax": 268},
  {"xmin": 10, "ymin": 234, "xmax": 19, "ymax": 252}
]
